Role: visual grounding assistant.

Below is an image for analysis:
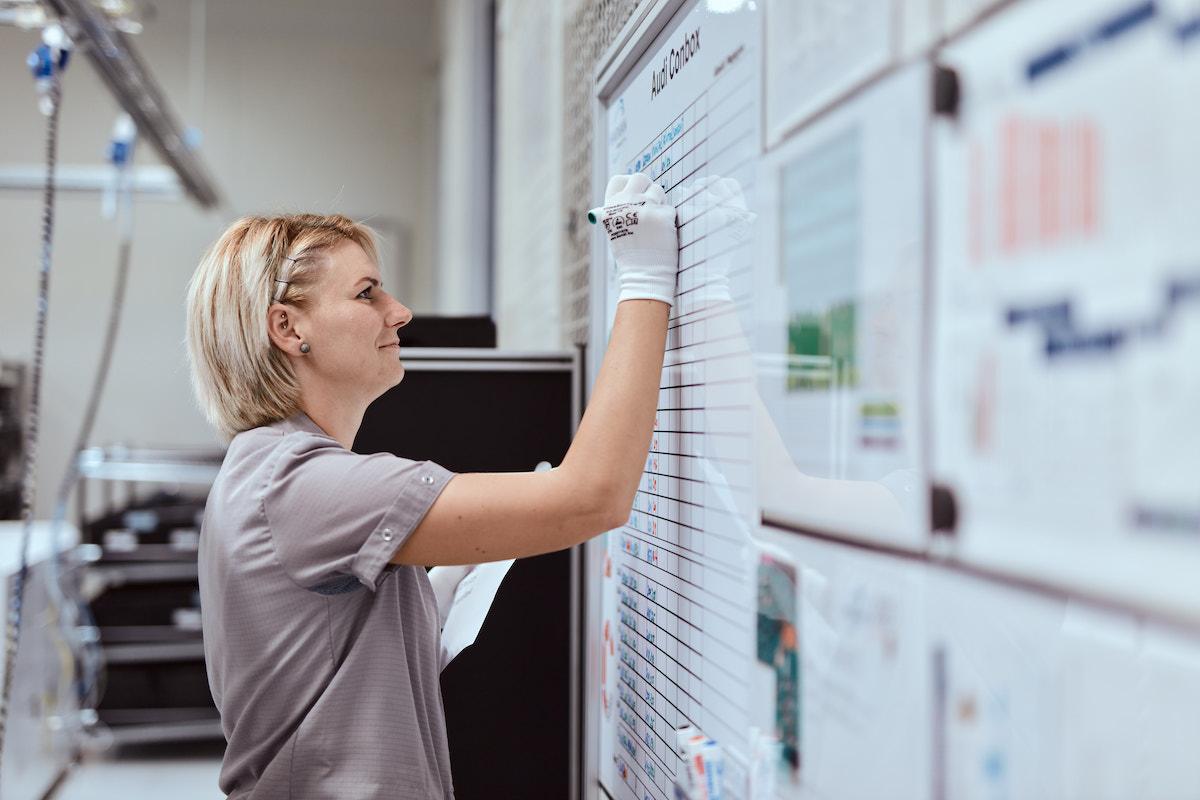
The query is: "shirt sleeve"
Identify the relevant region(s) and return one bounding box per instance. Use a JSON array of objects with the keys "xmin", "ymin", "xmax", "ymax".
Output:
[{"xmin": 262, "ymin": 432, "xmax": 455, "ymax": 592}]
